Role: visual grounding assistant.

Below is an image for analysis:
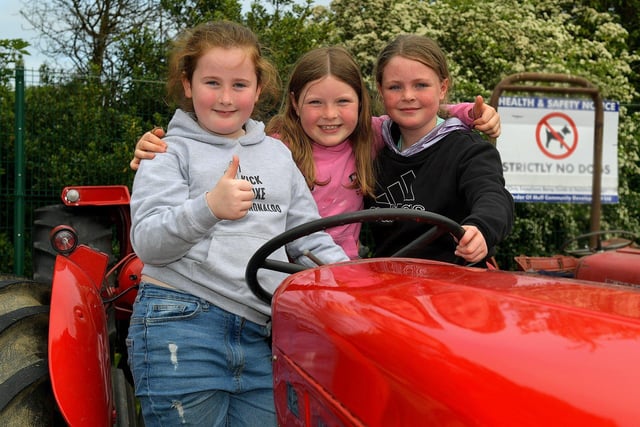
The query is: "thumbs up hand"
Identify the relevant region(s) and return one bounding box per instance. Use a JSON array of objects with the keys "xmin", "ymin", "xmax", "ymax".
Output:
[
  {"xmin": 206, "ymin": 155, "xmax": 253, "ymax": 220},
  {"xmin": 471, "ymin": 95, "xmax": 501, "ymax": 139}
]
